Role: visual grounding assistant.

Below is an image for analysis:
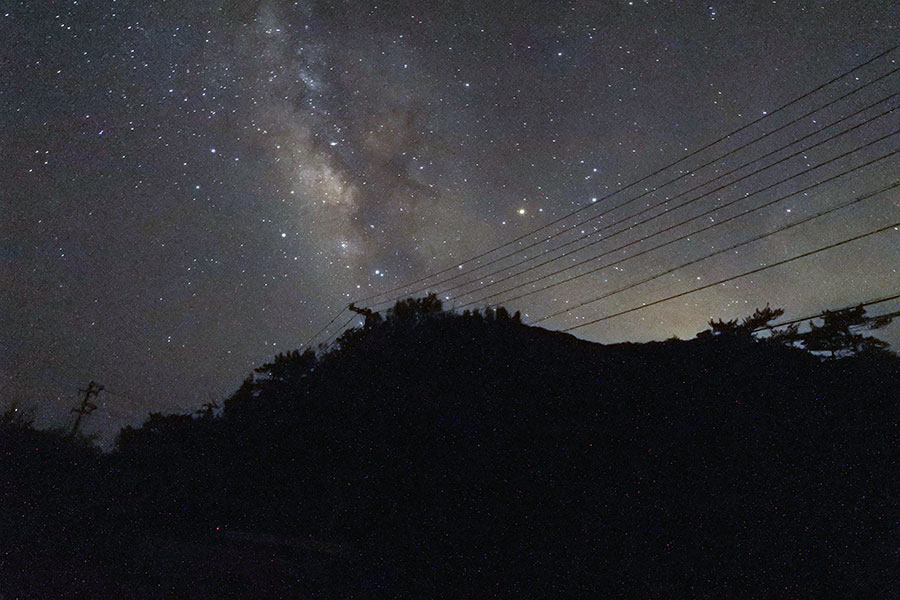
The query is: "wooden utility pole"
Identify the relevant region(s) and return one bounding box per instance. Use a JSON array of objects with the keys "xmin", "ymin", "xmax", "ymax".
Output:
[
  {"xmin": 348, "ymin": 303, "xmax": 373, "ymax": 319},
  {"xmin": 349, "ymin": 303, "xmax": 379, "ymax": 328},
  {"xmin": 71, "ymin": 380, "xmax": 103, "ymax": 436}
]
